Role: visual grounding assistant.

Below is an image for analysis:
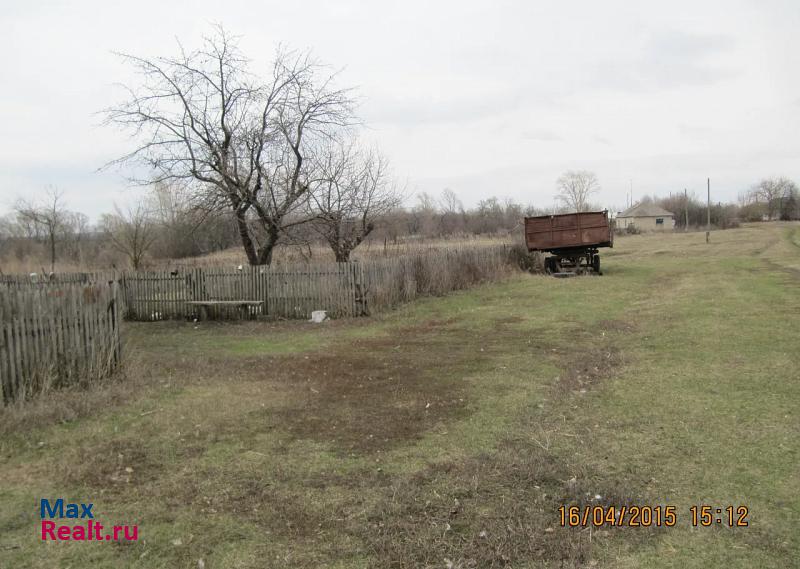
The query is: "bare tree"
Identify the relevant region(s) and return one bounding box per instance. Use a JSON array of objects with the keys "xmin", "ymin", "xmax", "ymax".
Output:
[
  {"xmin": 781, "ymin": 184, "xmax": 799, "ymax": 220},
  {"xmin": 415, "ymin": 192, "xmax": 438, "ymax": 212},
  {"xmin": 737, "ymin": 190, "xmax": 754, "ymax": 208},
  {"xmin": 101, "ymin": 203, "xmax": 157, "ymax": 269},
  {"xmin": 410, "ymin": 192, "xmax": 439, "ymax": 236},
  {"xmin": 438, "ymin": 188, "xmax": 466, "ymax": 234},
  {"xmin": 308, "ymin": 144, "xmax": 401, "ymax": 261},
  {"xmin": 147, "ymin": 182, "xmax": 204, "ymax": 258},
  {"xmin": 474, "ymin": 197, "xmax": 505, "ymax": 233},
  {"xmin": 14, "ymin": 187, "xmax": 70, "ymax": 273},
  {"xmin": 60, "ymin": 211, "xmax": 91, "ymax": 263},
  {"xmin": 753, "ymin": 177, "xmax": 796, "ymax": 220},
  {"xmin": 103, "ymin": 26, "xmax": 355, "ymax": 265},
  {"xmin": 439, "ymin": 188, "xmax": 463, "ymax": 215},
  {"xmin": 555, "ymin": 170, "xmax": 600, "ymax": 212},
  {"xmin": 0, "ymin": 215, "xmax": 13, "ymax": 260}
]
